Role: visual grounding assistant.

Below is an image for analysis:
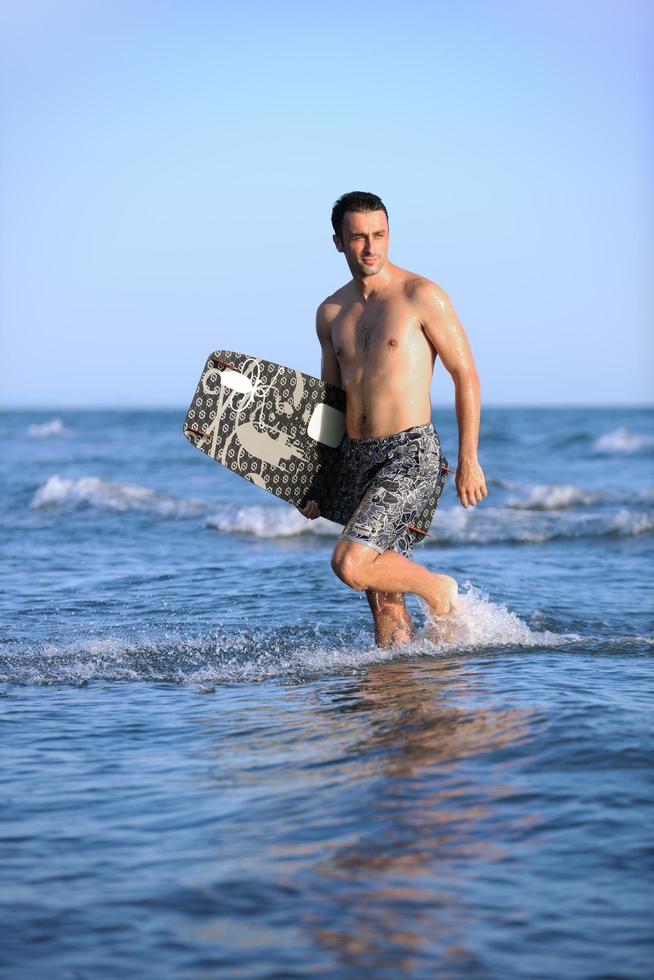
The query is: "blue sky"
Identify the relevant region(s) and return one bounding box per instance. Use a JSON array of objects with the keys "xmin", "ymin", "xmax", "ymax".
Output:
[{"xmin": 1, "ymin": 0, "xmax": 652, "ymax": 407}]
